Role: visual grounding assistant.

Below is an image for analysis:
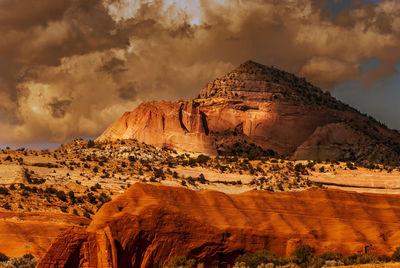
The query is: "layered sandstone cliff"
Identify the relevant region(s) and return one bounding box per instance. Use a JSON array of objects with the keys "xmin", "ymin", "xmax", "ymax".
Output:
[
  {"xmin": 97, "ymin": 61, "xmax": 400, "ymax": 164},
  {"xmin": 38, "ymin": 183, "xmax": 400, "ymax": 268}
]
